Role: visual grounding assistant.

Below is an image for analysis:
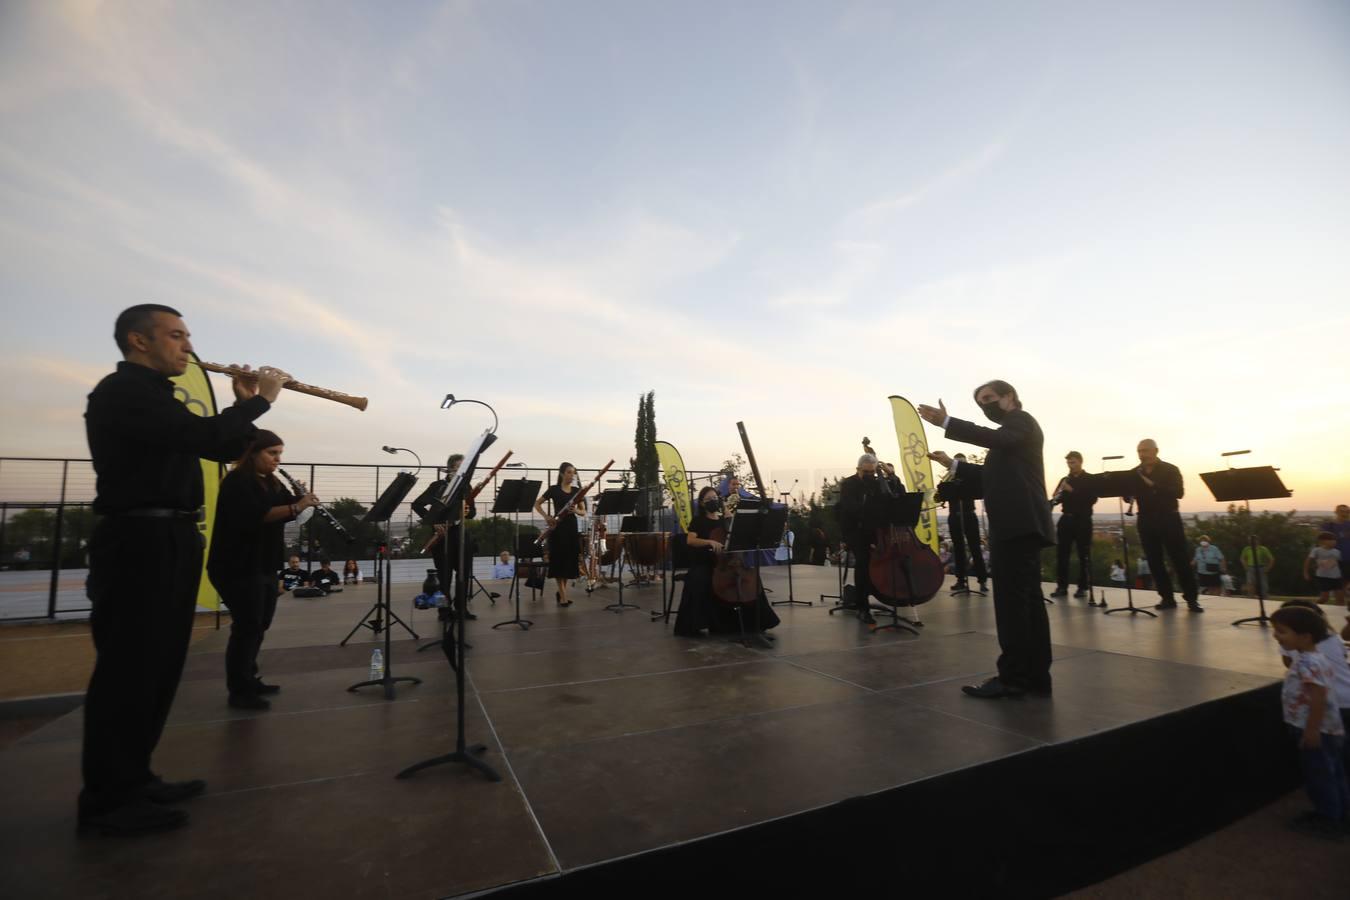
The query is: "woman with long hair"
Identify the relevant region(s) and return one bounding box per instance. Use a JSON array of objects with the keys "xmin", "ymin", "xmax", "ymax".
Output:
[
  {"xmin": 207, "ymin": 430, "xmax": 317, "ymax": 709},
  {"xmin": 674, "ymin": 485, "xmax": 782, "ymax": 638},
  {"xmin": 534, "ymin": 462, "xmax": 585, "ymax": 606}
]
